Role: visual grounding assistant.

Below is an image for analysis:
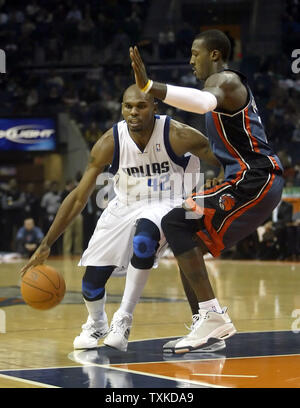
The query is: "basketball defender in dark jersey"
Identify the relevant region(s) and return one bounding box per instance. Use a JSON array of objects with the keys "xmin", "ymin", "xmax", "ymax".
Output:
[{"xmin": 130, "ymin": 29, "xmax": 284, "ymax": 354}]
